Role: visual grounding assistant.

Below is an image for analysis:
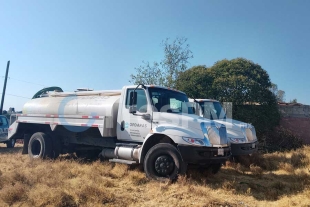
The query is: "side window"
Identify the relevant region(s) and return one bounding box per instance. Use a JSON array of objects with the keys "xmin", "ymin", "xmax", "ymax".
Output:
[
  {"xmin": 1, "ymin": 117, "xmax": 8, "ymax": 126},
  {"xmin": 170, "ymin": 98, "xmax": 181, "ymax": 110},
  {"xmin": 125, "ymin": 89, "xmax": 148, "ymax": 113}
]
